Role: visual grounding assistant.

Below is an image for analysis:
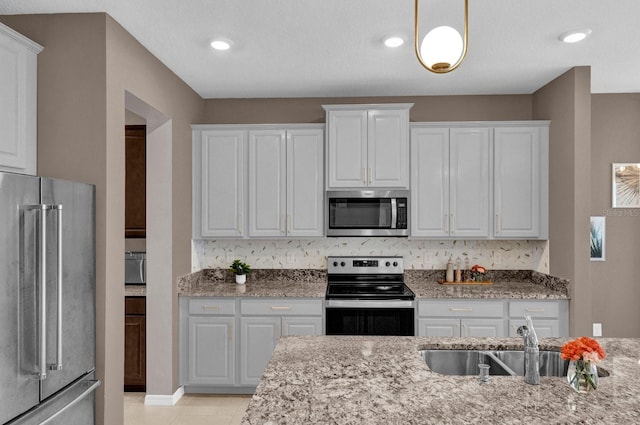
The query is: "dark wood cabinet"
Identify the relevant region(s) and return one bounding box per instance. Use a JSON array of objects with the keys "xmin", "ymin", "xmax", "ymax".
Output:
[
  {"xmin": 125, "ymin": 125, "xmax": 146, "ymax": 238},
  {"xmin": 124, "ymin": 296, "xmax": 146, "ymax": 391}
]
